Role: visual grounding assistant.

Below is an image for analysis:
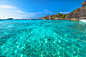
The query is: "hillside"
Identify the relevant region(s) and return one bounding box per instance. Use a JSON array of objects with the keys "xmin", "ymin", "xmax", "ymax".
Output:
[
  {"xmin": 39, "ymin": 13, "xmax": 69, "ymax": 20},
  {"xmin": 65, "ymin": 1, "xmax": 86, "ymax": 20},
  {"xmin": 39, "ymin": 1, "xmax": 86, "ymax": 20}
]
